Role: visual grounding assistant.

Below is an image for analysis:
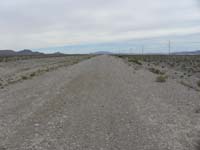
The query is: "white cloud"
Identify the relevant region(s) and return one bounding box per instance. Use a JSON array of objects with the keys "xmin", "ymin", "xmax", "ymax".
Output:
[{"xmin": 0, "ymin": 0, "xmax": 200, "ymax": 49}]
